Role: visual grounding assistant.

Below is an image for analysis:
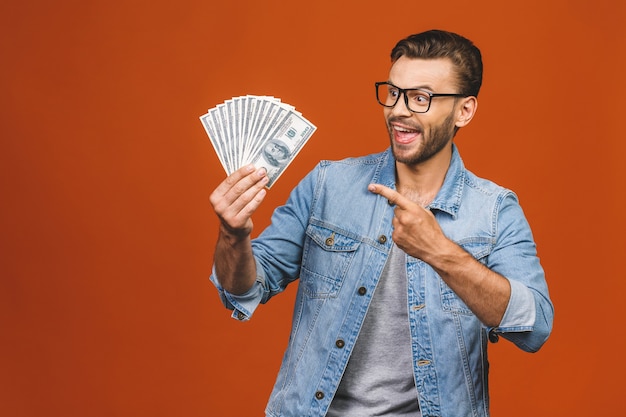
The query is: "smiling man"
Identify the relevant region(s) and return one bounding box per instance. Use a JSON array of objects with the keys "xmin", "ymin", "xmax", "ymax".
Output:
[{"xmin": 209, "ymin": 30, "xmax": 554, "ymax": 417}]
